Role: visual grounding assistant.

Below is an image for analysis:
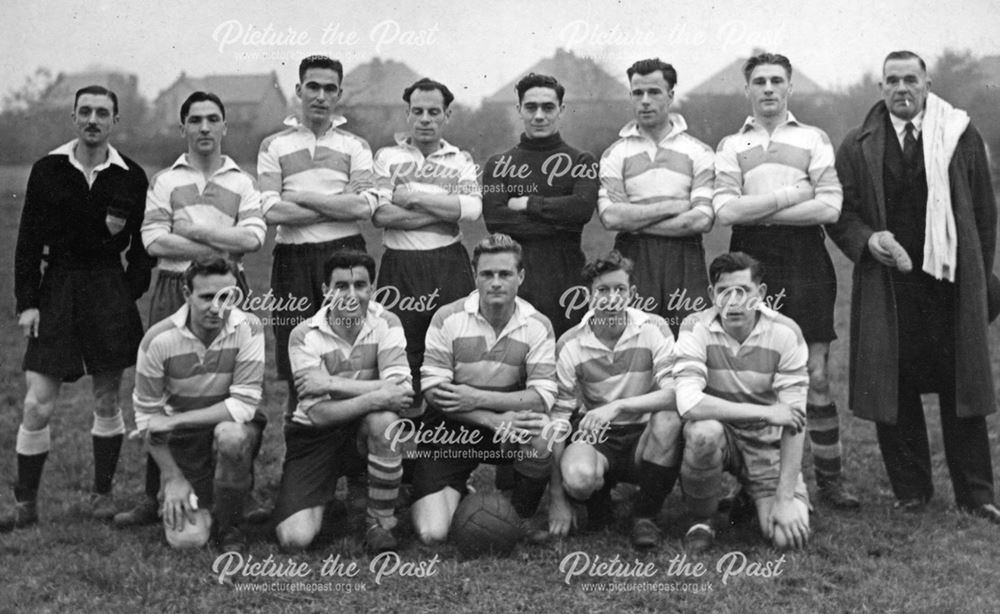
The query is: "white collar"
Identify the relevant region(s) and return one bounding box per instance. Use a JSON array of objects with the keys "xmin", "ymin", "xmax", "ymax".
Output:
[{"xmin": 50, "ymin": 139, "xmax": 129, "ymax": 171}]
